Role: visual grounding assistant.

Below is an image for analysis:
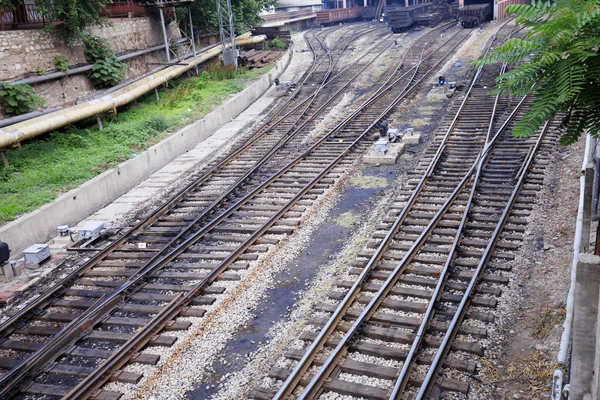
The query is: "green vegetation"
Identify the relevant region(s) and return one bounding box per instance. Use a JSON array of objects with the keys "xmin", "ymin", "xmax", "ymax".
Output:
[
  {"xmin": 83, "ymin": 35, "xmax": 128, "ymax": 88},
  {"xmin": 82, "ymin": 35, "xmax": 114, "ymax": 64},
  {"xmin": 177, "ymin": 0, "xmax": 277, "ymax": 37},
  {"xmin": 476, "ymin": 0, "xmax": 600, "ymax": 145},
  {"xmin": 0, "ymin": 65, "xmax": 270, "ymax": 224},
  {"xmin": 34, "ymin": 0, "xmax": 111, "ymax": 42},
  {"xmin": 270, "ymin": 37, "xmax": 286, "ymax": 50},
  {"xmin": 90, "ymin": 56, "xmax": 128, "ymax": 88},
  {"xmin": 0, "ymin": 83, "xmax": 44, "ymax": 116},
  {"xmin": 53, "ymin": 55, "xmax": 70, "ymax": 72}
]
